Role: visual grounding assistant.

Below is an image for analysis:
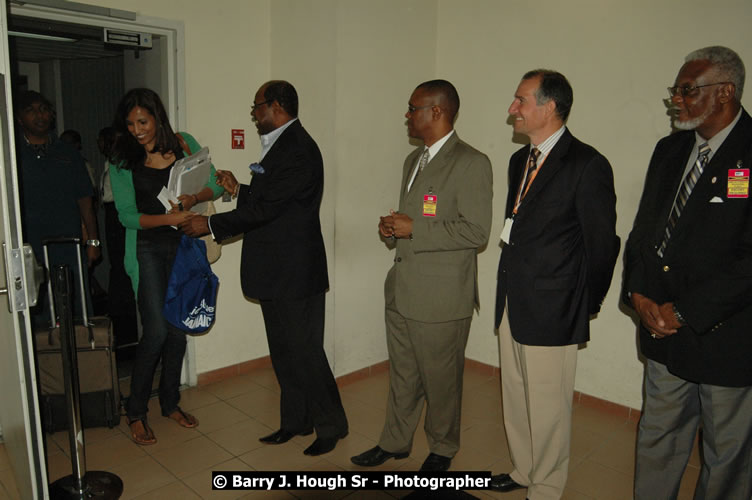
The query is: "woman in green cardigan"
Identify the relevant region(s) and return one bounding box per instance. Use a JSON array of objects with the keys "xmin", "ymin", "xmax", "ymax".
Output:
[{"xmin": 109, "ymin": 88, "xmax": 224, "ymax": 445}]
